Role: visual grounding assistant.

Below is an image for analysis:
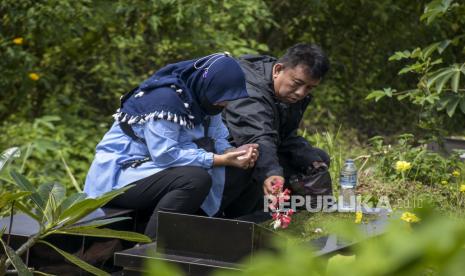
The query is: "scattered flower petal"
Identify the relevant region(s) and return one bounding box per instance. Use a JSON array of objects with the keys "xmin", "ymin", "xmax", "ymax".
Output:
[{"xmin": 314, "ymin": 228, "xmax": 323, "ymax": 234}]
